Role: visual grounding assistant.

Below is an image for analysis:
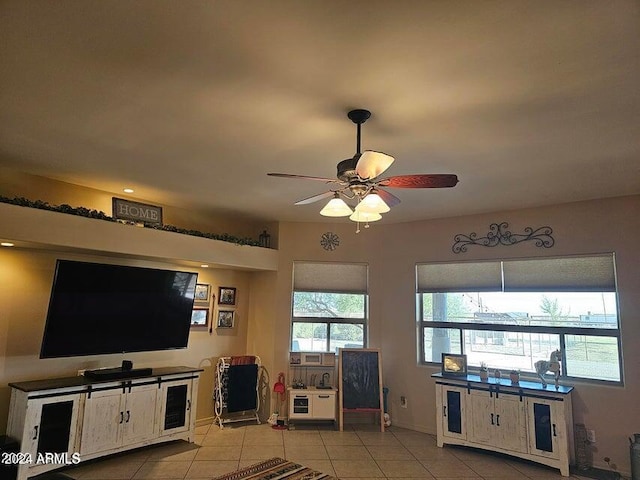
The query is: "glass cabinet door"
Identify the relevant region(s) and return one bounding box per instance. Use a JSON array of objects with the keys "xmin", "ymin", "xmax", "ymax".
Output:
[{"xmin": 441, "ymin": 386, "xmax": 466, "ymax": 440}]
